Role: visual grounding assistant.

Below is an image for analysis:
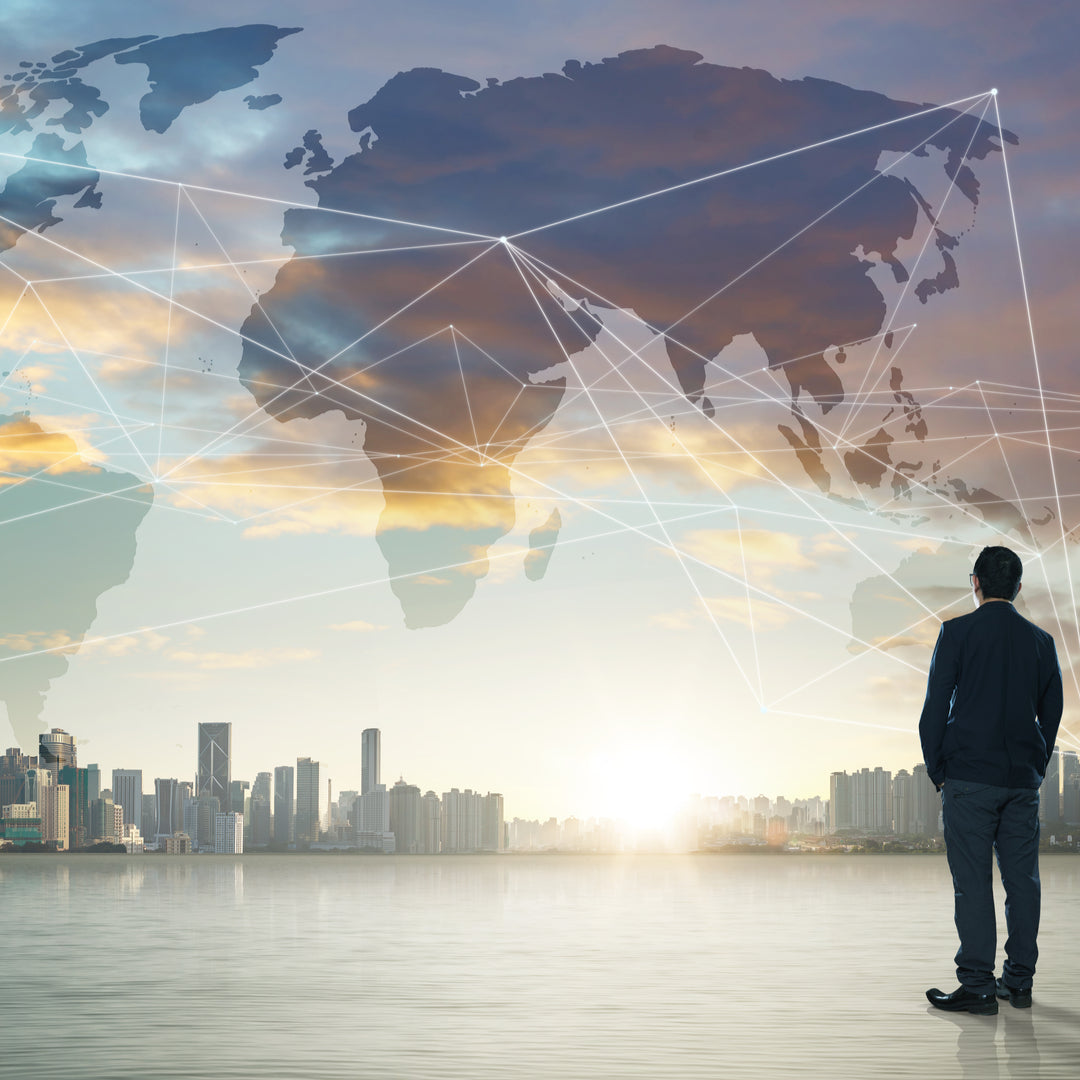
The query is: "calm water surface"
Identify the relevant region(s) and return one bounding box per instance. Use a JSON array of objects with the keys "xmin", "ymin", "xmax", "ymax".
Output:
[{"xmin": 2, "ymin": 853, "xmax": 1079, "ymax": 1078}]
